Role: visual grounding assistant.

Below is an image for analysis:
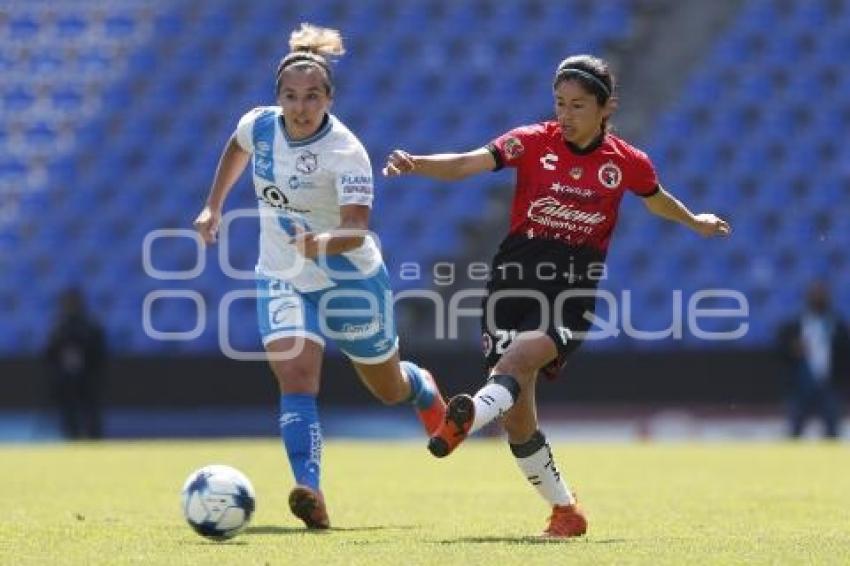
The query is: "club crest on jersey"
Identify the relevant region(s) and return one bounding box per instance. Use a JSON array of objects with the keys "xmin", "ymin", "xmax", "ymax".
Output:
[
  {"xmin": 569, "ymin": 166, "xmax": 583, "ymax": 180},
  {"xmin": 503, "ymin": 136, "xmax": 524, "ymax": 160},
  {"xmin": 296, "ymin": 150, "xmax": 318, "ymax": 174},
  {"xmin": 597, "ymin": 161, "xmax": 622, "ymax": 189}
]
